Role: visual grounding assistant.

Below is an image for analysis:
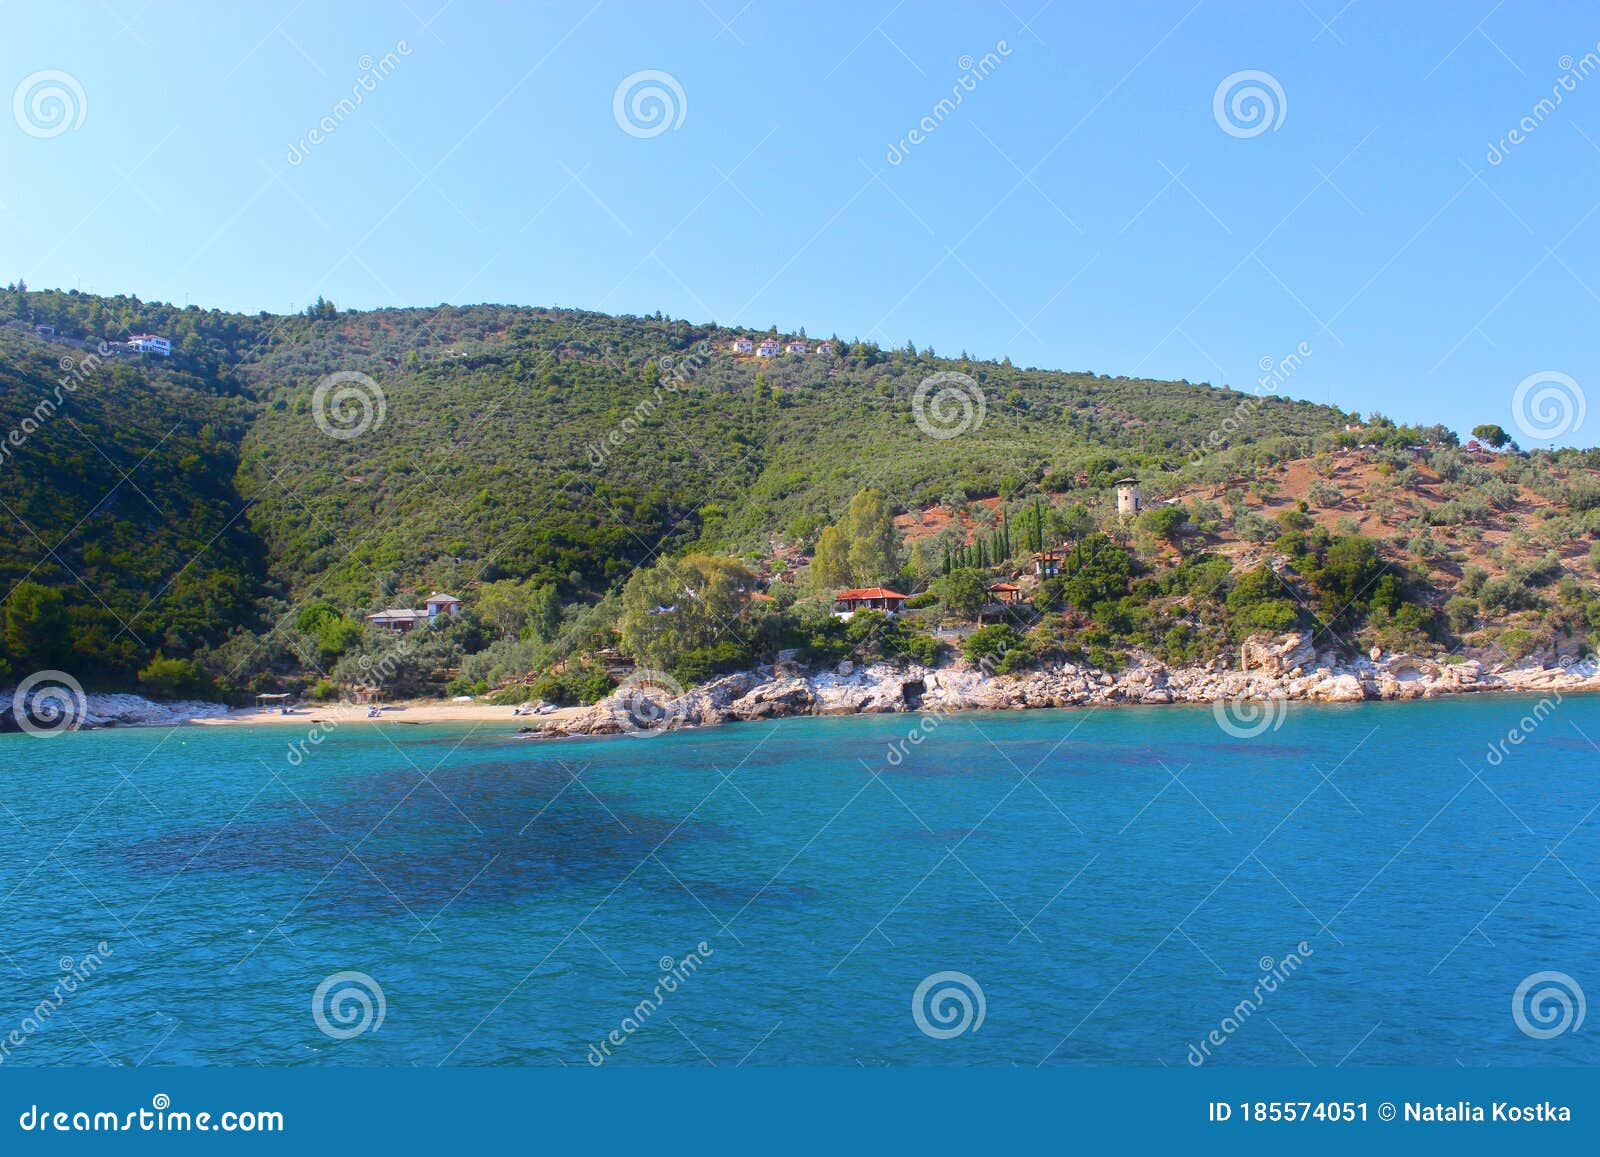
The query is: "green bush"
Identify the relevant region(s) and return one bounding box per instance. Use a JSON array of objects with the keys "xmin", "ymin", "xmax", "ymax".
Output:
[
  {"xmin": 136, "ymin": 654, "xmax": 217, "ymax": 701},
  {"xmin": 529, "ymin": 662, "xmax": 615, "ymax": 706},
  {"xmin": 1444, "ymin": 596, "xmax": 1478, "ymax": 634},
  {"xmin": 1139, "ymin": 506, "xmax": 1186, "ymax": 541},
  {"xmin": 962, "ymin": 624, "xmax": 1023, "ymax": 668},
  {"xmin": 671, "ymin": 641, "xmax": 754, "ymax": 686}
]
